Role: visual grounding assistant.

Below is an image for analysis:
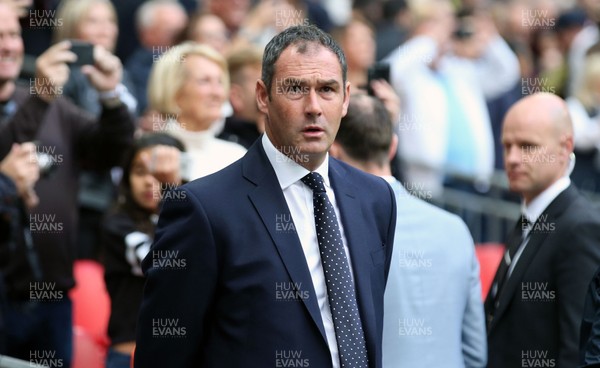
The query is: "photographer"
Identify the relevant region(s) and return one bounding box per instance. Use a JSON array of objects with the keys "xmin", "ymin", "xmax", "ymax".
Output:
[
  {"xmin": 0, "ymin": 4, "xmax": 134, "ymax": 366},
  {"xmin": 383, "ymin": 0, "xmax": 520, "ymax": 197},
  {"xmin": 333, "ymin": 14, "xmax": 401, "ymax": 123}
]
